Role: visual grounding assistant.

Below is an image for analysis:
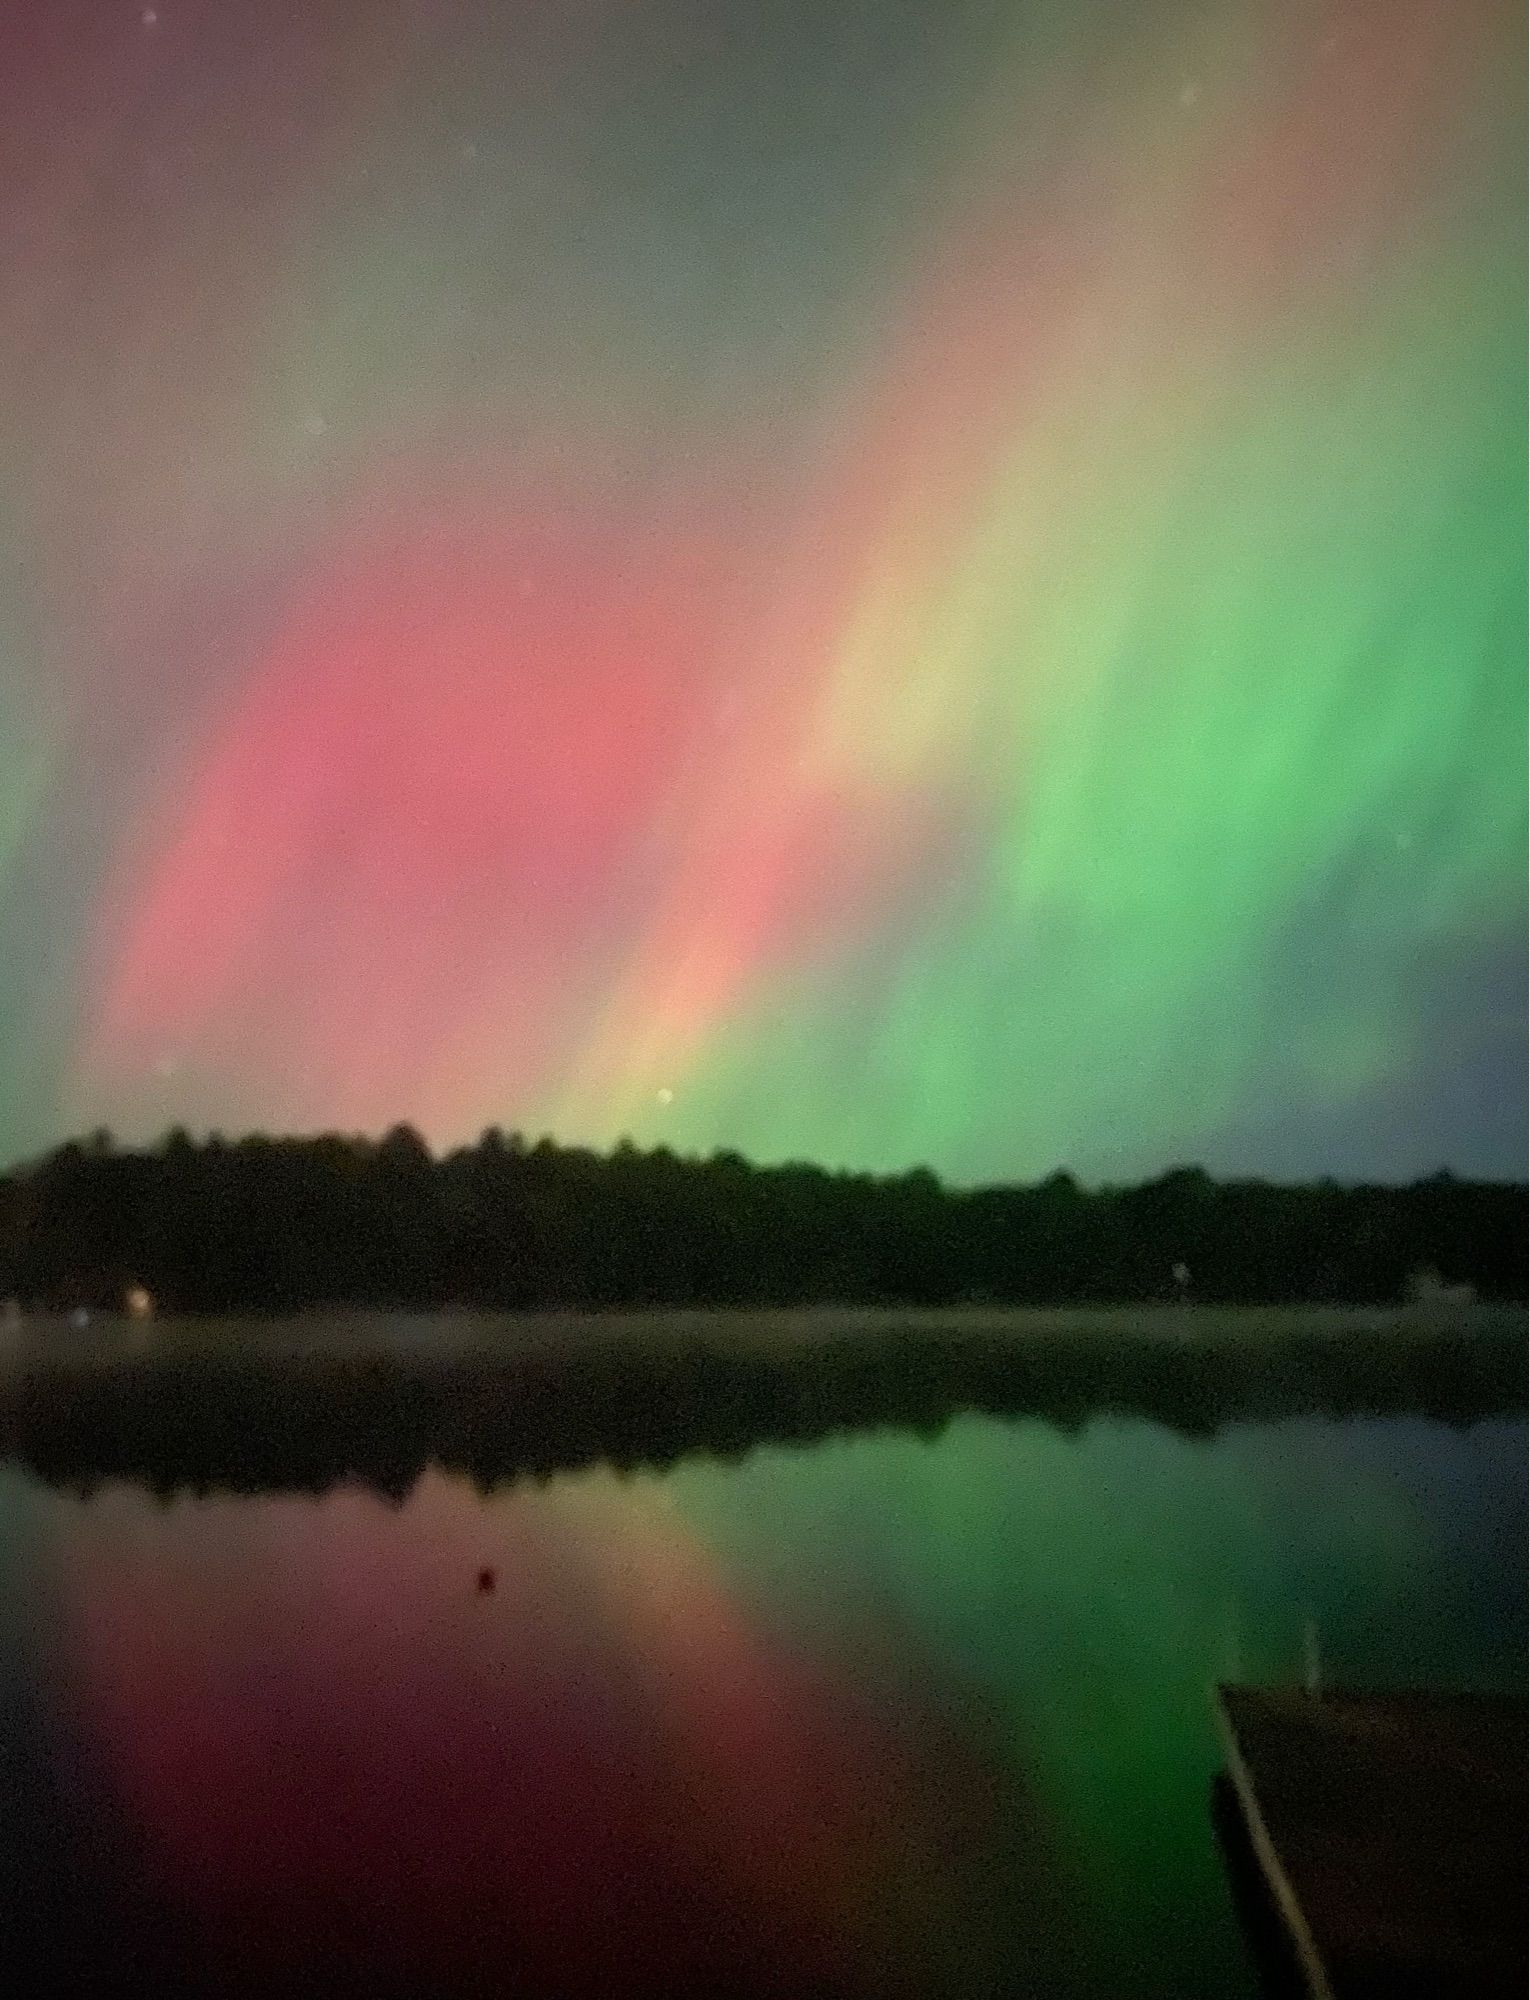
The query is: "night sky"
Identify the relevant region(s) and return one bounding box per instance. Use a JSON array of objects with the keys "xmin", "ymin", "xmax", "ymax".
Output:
[{"xmin": 1, "ymin": 0, "xmax": 1524, "ymax": 1183}]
